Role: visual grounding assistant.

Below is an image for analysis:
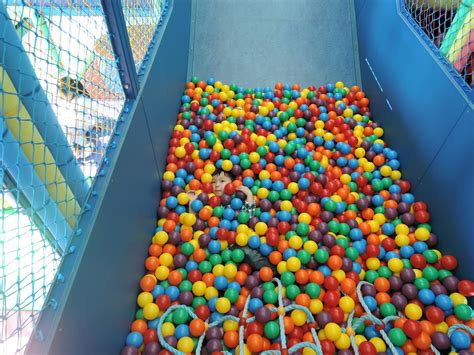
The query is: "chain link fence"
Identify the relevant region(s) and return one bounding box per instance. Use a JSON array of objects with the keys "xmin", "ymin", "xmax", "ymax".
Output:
[{"xmin": 402, "ymin": 0, "xmax": 473, "ymax": 87}]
